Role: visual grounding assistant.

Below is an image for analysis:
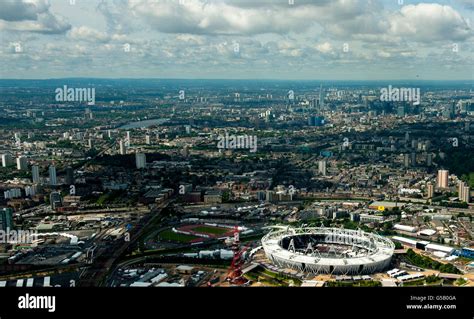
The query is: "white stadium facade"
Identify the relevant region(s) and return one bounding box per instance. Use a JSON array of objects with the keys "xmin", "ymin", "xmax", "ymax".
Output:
[{"xmin": 261, "ymin": 226, "xmax": 395, "ymax": 275}]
